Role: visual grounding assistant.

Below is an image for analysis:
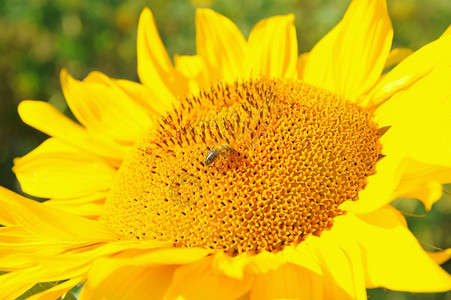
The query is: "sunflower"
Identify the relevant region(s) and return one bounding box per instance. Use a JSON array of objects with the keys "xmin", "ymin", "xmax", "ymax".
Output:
[{"xmin": 1, "ymin": 0, "xmax": 451, "ymax": 299}]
